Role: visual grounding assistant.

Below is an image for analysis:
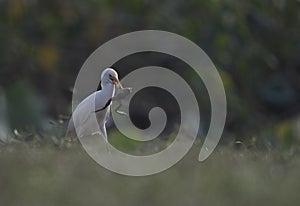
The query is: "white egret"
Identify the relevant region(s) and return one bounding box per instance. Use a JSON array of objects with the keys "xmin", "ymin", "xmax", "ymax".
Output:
[{"xmin": 66, "ymin": 68, "xmax": 123, "ymax": 144}]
